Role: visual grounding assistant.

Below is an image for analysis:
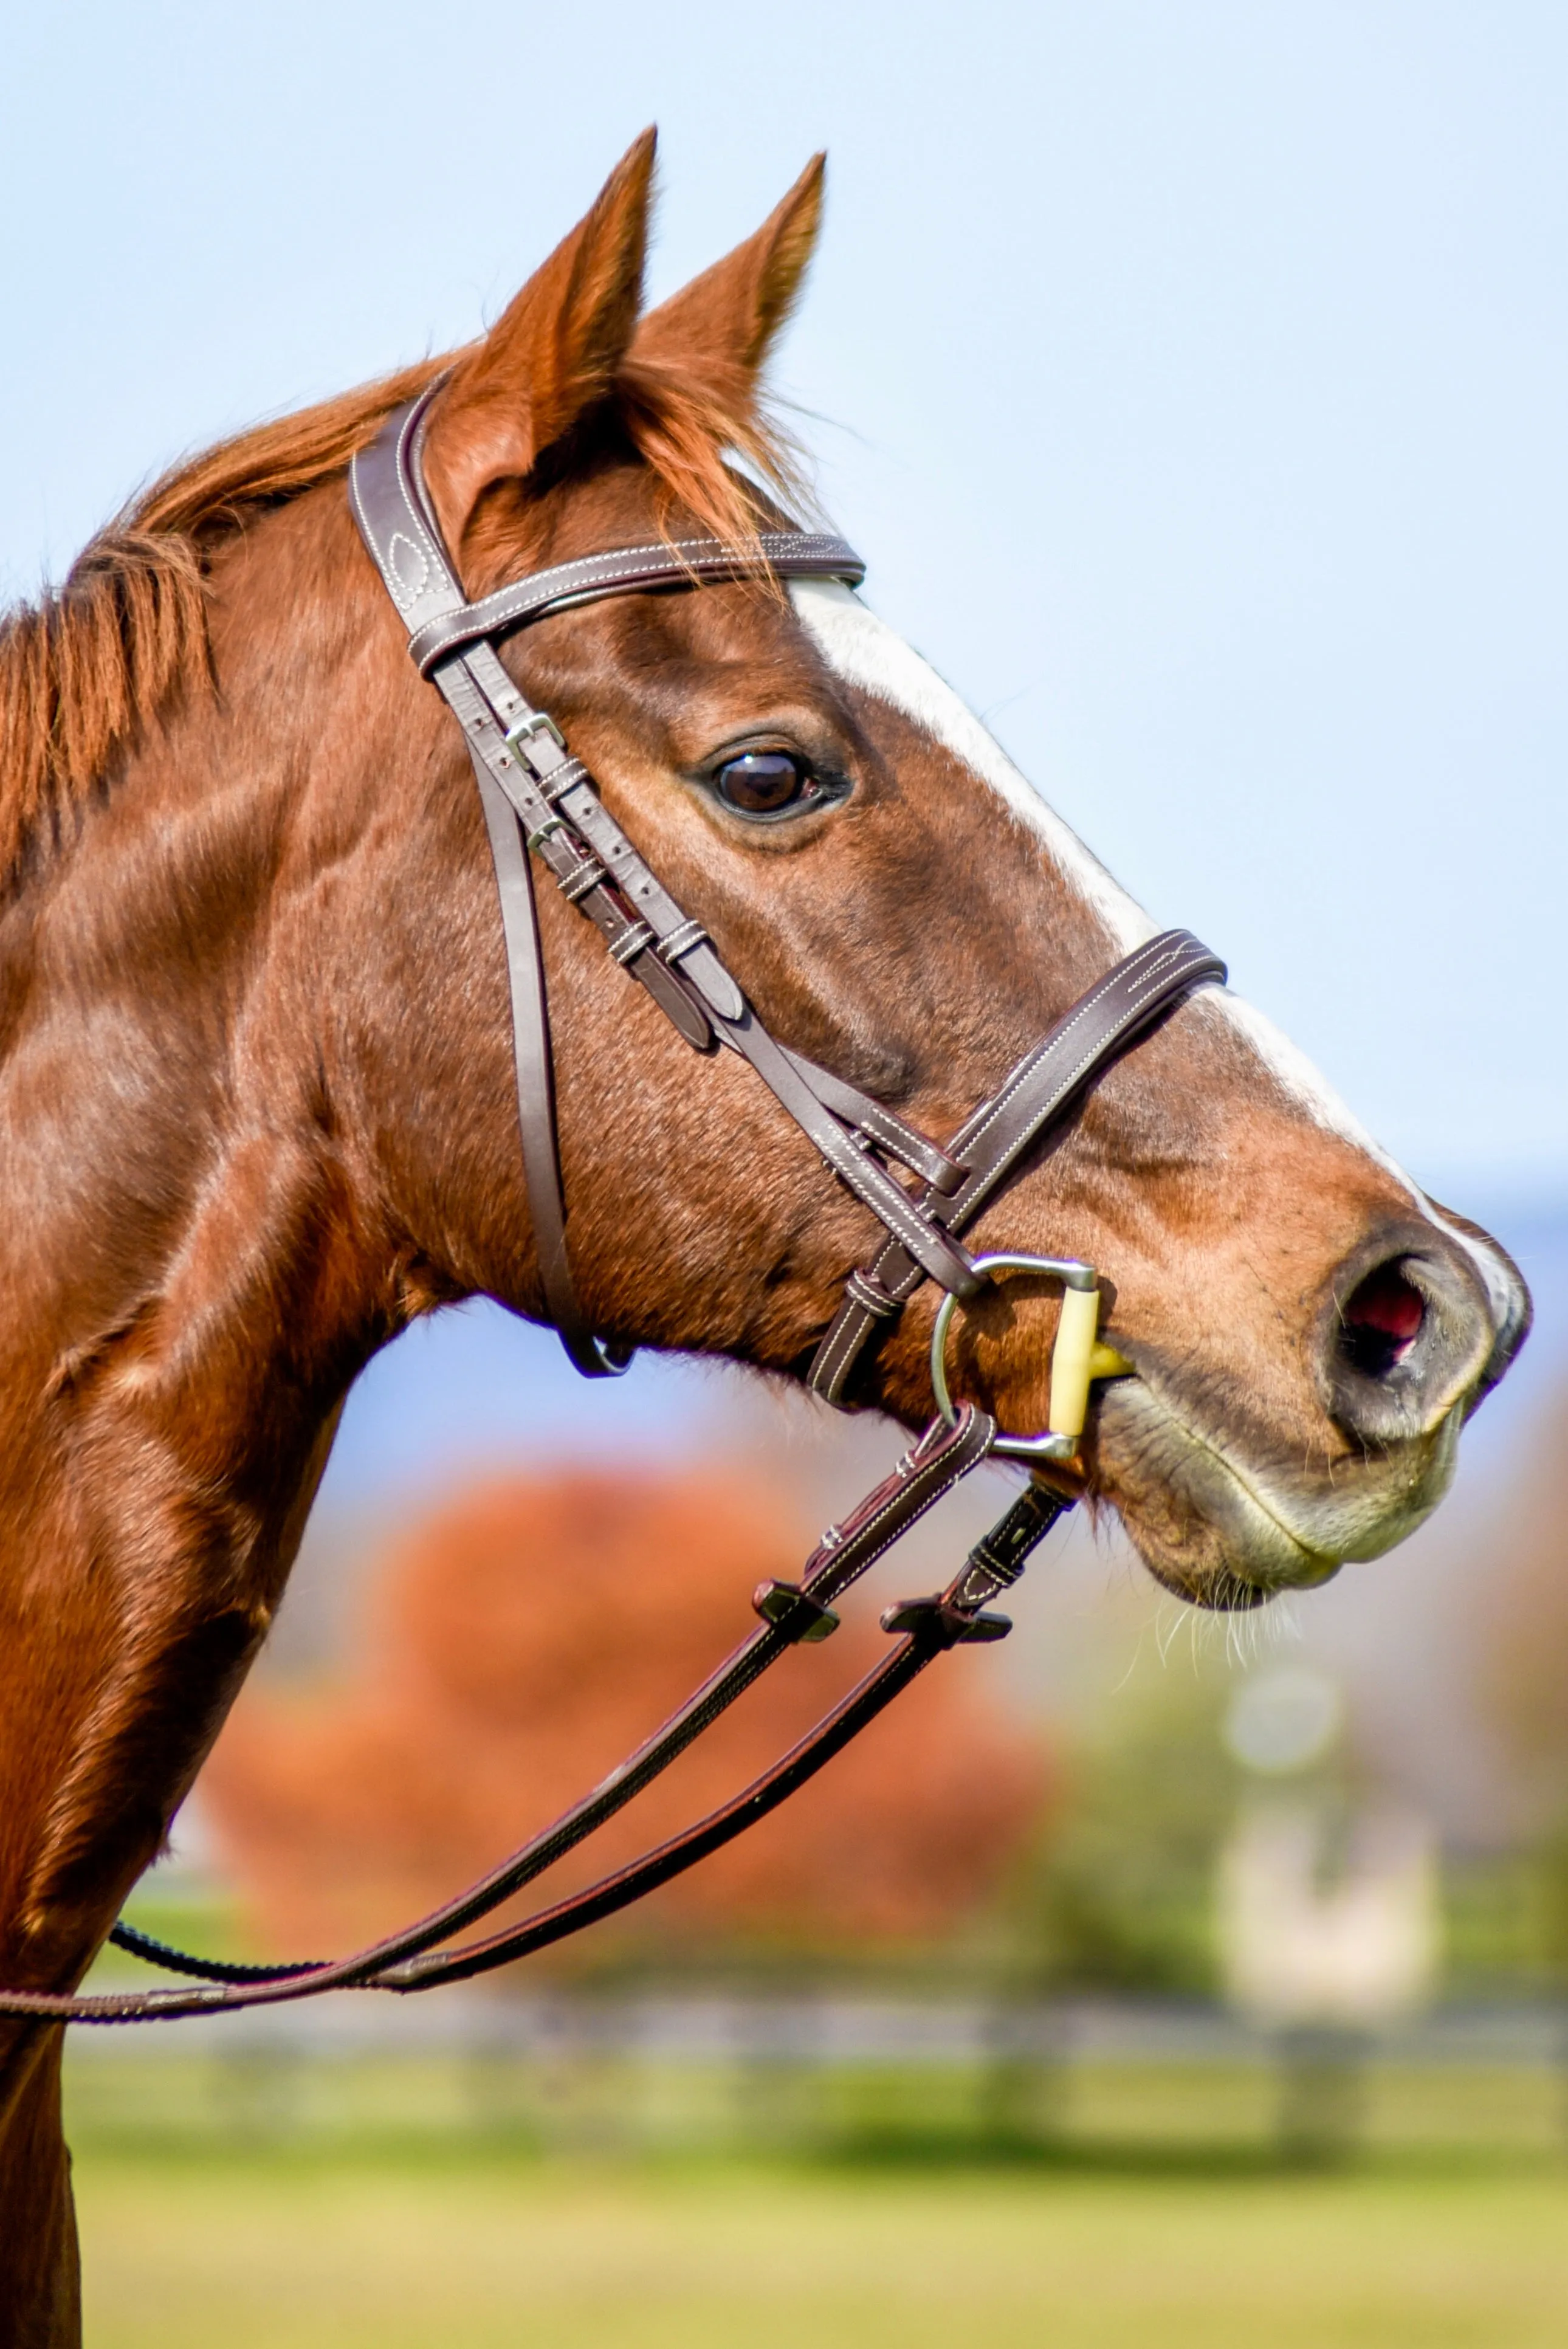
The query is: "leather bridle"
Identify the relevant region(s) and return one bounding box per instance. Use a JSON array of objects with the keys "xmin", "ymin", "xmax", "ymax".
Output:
[{"xmin": 0, "ymin": 387, "xmax": 1224, "ymax": 2023}]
